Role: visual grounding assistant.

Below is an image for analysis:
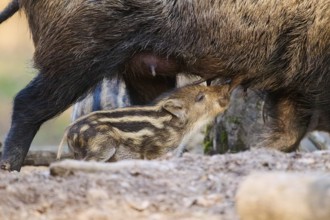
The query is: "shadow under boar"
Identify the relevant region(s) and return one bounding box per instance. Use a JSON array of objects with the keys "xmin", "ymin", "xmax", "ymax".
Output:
[{"xmin": 0, "ymin": 0, "xmax": 329, "ymax": 171}]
